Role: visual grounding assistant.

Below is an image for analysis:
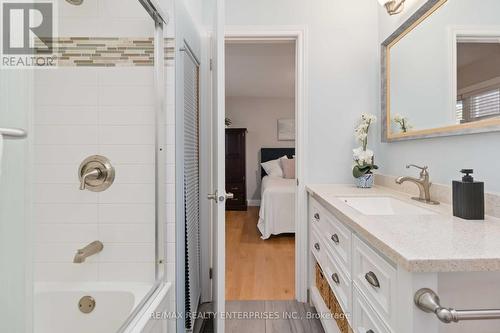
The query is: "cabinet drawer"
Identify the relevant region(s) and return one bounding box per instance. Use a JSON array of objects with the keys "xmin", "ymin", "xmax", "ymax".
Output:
[
  {"xmin": 309, "ymin": 198, "xmax": 324, "ymax": 229},
  {"xmin": 310, "ymin": 225, "xmax": 324, "ymax": 263},
  {"xmin": 322, "ymin": 245, "xmax": 352, "ymax": 316},
  {"xmin": 352, "ymin": 235, "xmax": 396, "ymax": 330},
  {"xmin": 353, "ymin": 287, "xmax": 391, "ymax": 333},
  {"xmin": 322, "ymin": 212, "xmax": 352, "ymax": 274}
]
